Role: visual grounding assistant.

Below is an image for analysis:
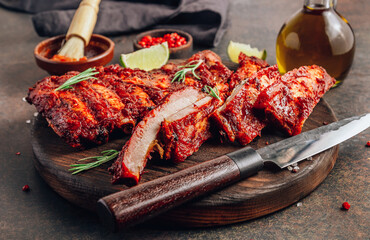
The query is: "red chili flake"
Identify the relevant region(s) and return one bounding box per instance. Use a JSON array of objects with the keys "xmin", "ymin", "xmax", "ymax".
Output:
[
  {"xmin": 16, "ymin": 152, "xmax": 21, "ymax": 155},
  {"xmin": 138, "ymin": 32, "xmax": 187, "ymax": 48},
  {"xmin": 323, "ymin": 121, "xmax": 329, "ymax": 125},
  {"xmin": 22, "ymin": 185, "xmax": 30, "ymax": 192},
  {"xmin": 265, "ymin": 141, "xmax": 269, "ymax": 145},
  {"xmin": 342, "ymin": 202, "xmax": 350, "ymax": 210},
  {"xmin": 366, "ymin": 141, "xmax": 370, "ymax": 147}
]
